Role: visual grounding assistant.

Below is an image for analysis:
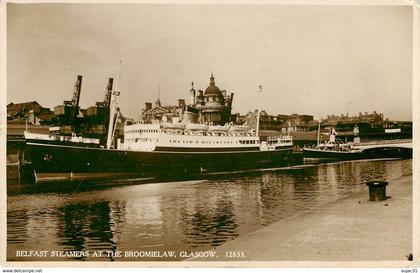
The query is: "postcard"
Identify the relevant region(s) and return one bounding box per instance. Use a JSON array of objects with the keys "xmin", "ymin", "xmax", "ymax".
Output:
[{"xmin": 1, "ymin": 1, "xmax": 418, "ymax": 271}]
